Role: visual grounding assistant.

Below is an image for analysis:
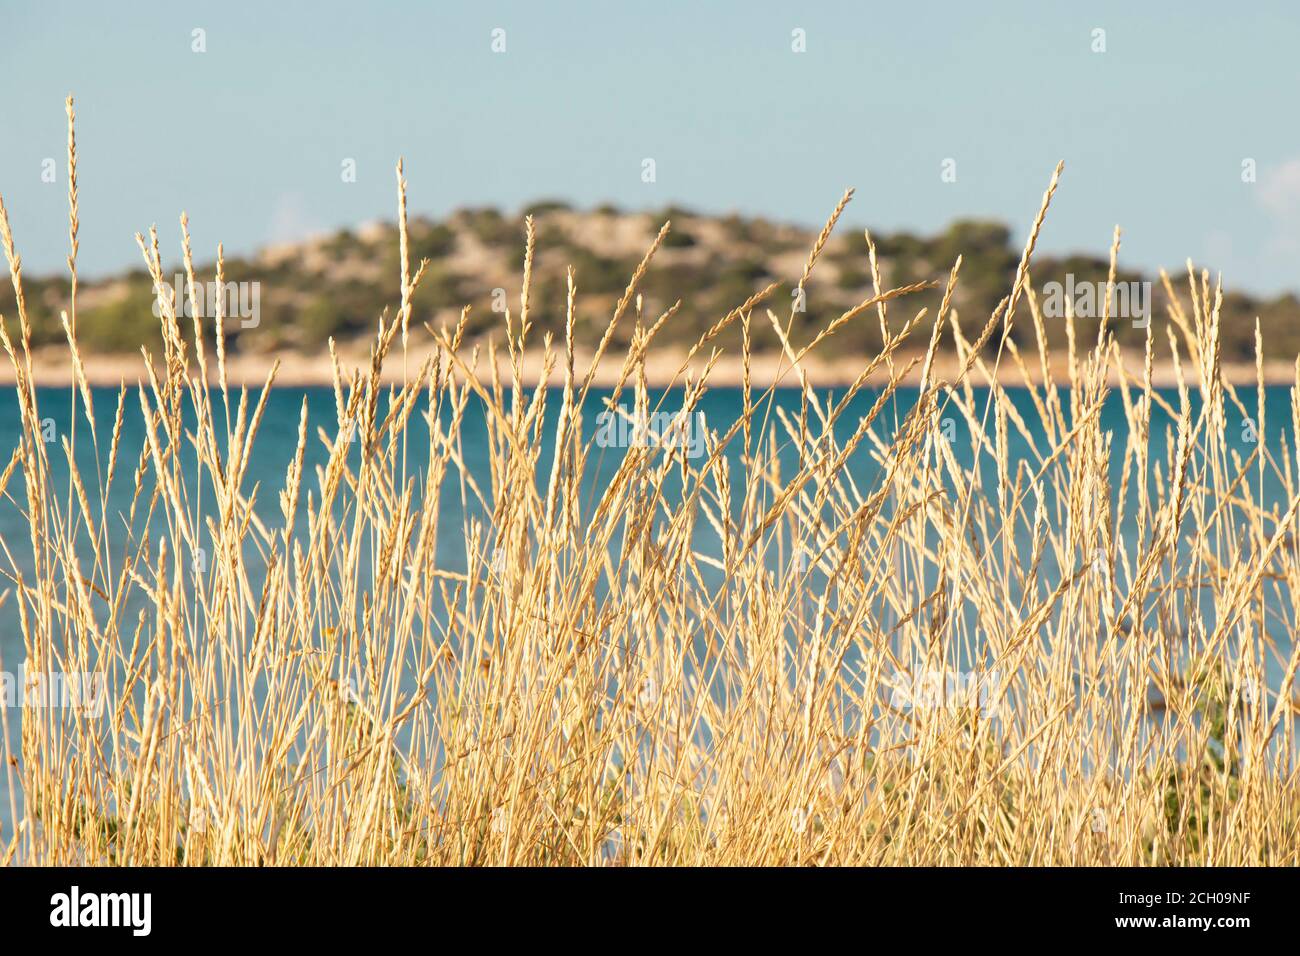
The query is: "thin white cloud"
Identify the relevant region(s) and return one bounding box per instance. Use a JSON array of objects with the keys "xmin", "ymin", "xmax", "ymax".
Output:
[
  {"xmin": 266, "ymin": 193, "xmax": 323, "ymax": 246},
  {"xmin": 1254, "ymin": 161, "xmax": 1300, "ymax": 269},
  {"xmin": 1257, "ymin": 160, "xmax": 1300, "ymax": 218}
]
